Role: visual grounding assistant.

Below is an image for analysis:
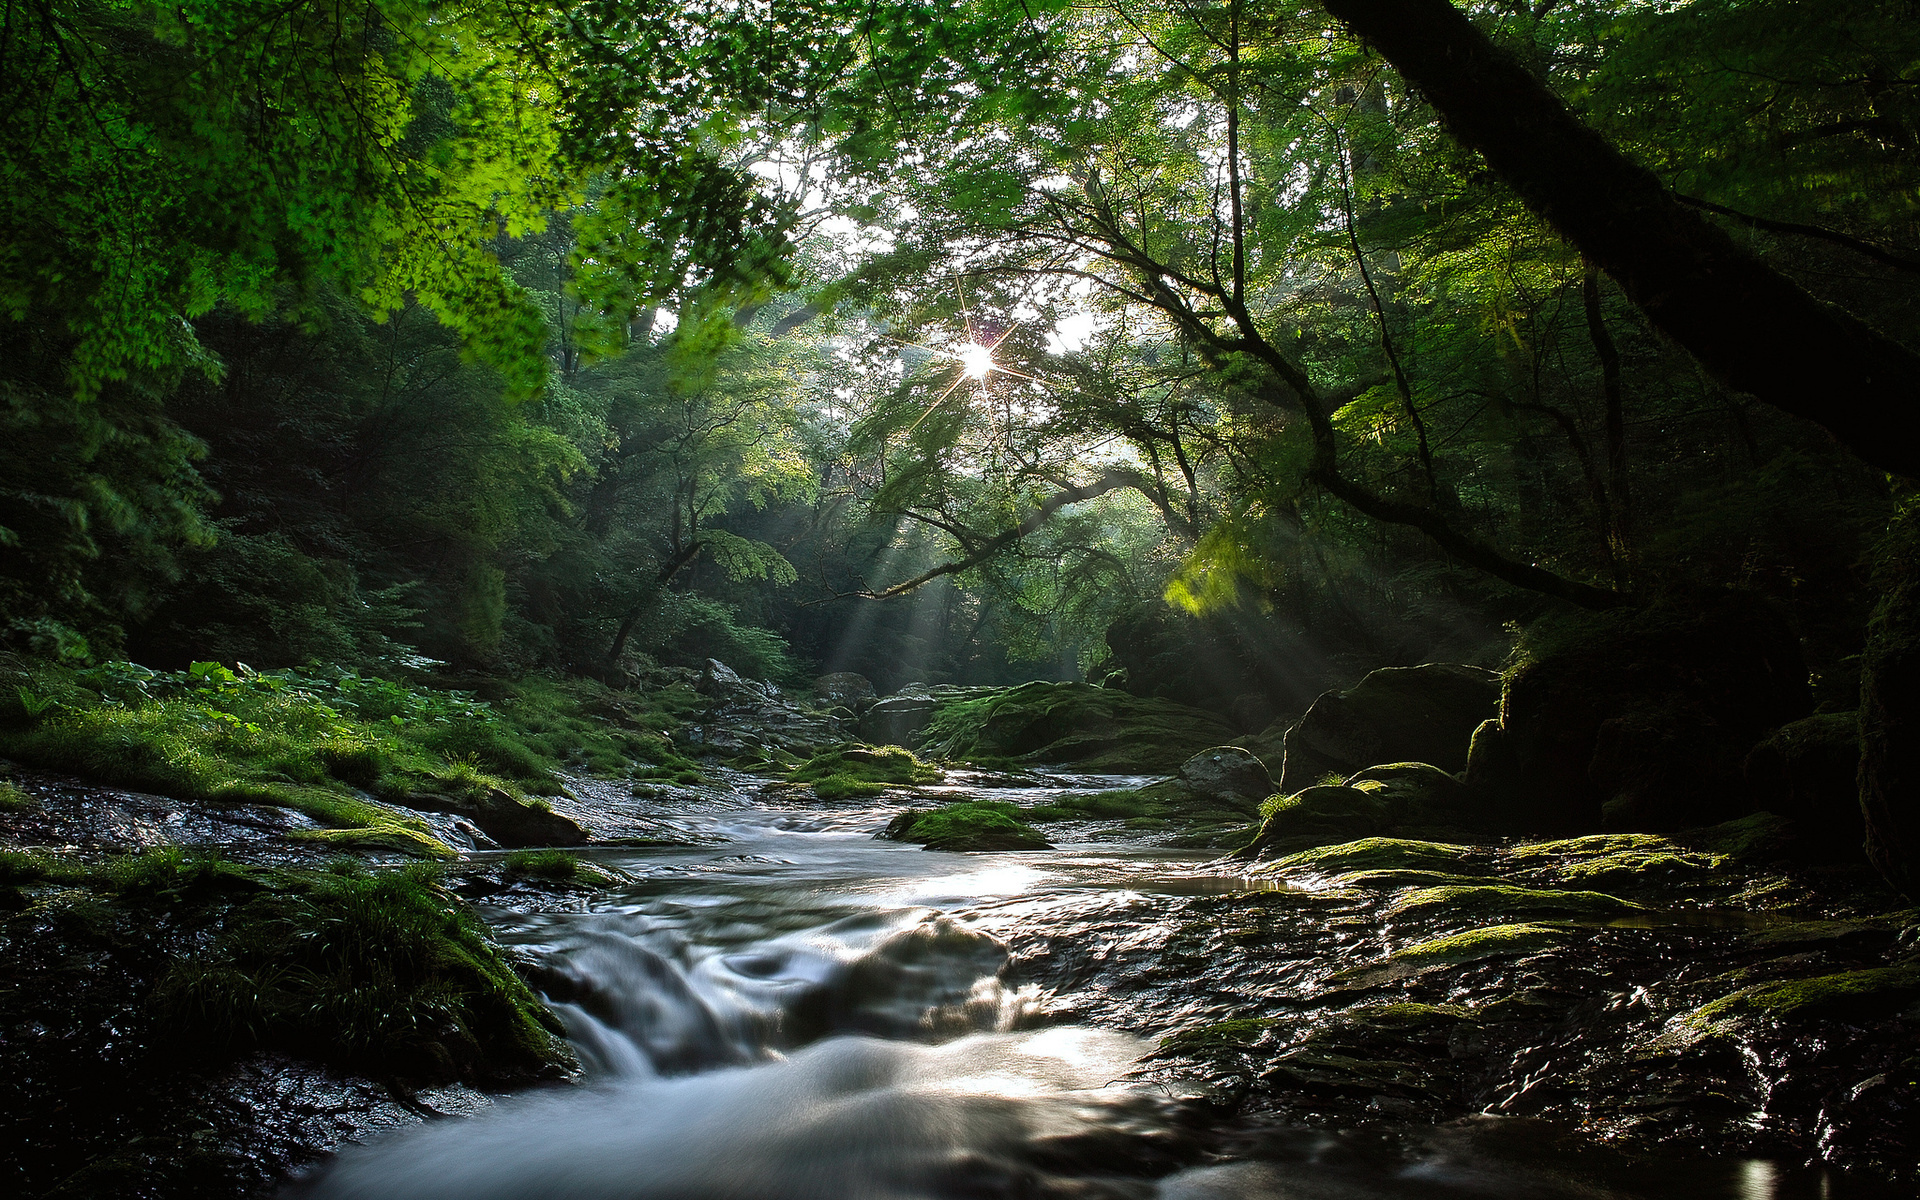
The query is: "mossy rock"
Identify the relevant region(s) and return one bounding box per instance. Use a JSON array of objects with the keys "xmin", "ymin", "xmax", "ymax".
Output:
[
  {"xmin": 790, "ymin": 744, "xmax": 942, "ymax": 790},
  {"xmin": 882, "ymin": 801, "xmax": 1052, "ymax": 852},
  {"xmin": 1387, "ymin": 884, "xmax": 1645, "ymax": 921},
  {"xmin": 1235, "ymin": 785, "xmax": 1391, "ymax": 859},
  {"xmin": 502, "ymin": 849, "xmax": 624, "ymax": 888},
  {"xmin": 1259, "ymin": 837, "xmax": 1483, "ymax": 878},
  {"xmin": 390, "ymin": 783, "xmax": 585, "ymax": 848},
  {"xmin": 1263, "ymin": 1048, "xmax": 1443, "ymax": 1098},
  {"xmin": 1467, "ymin": 593, "xmax": 1813, "ymax": 835},
  {"xmin": 1159, "ymin": 1016, "xmax": 1279, "ymax": 1052},
  {"xmin": 1672, "ymin": 811, "xmax": 1799, "ymax": 861},
  {"xmin": 1341, "ymin": 762, "xmax": 1471, "ymax": 825},
  {"xmin": 1347, "ymin": 1001, "xmax": 1475, "ymax": 1028},
  {"xmin": 1026, "ymin": 778, "xmax": 1259, "ymax": 841},
  {"xmin": 1692, "ymin": 965, "xmax": 1920, "ymax": 1027},
  {"xmin": 1507, "ymin": 832, "xmax": 1672, "ymax": 861},
  {"xmin": 1530, "ymin": 848, "xmax": 1726, "ymax": 890},
  {"xmin": 1277, "ymin": 664, "xmax": 1500, "ymax": 793},
  {"xmin": 918, "ymin": 681, "xmax": 1235, "ymax": 772},
  {"xmin": 1332, "ymin": 868, "xmax": 1490, "ymax": 890},
  {"xmin": 1392, "ymin": 923, "xmax": 1571, "ymax": 967}
]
